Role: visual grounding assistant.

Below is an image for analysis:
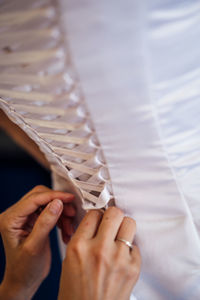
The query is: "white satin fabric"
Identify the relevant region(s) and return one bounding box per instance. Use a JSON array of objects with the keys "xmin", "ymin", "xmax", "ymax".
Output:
[{"xmin": 59, "ymin": 0, "xmax": 200, "ymax": 299}]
